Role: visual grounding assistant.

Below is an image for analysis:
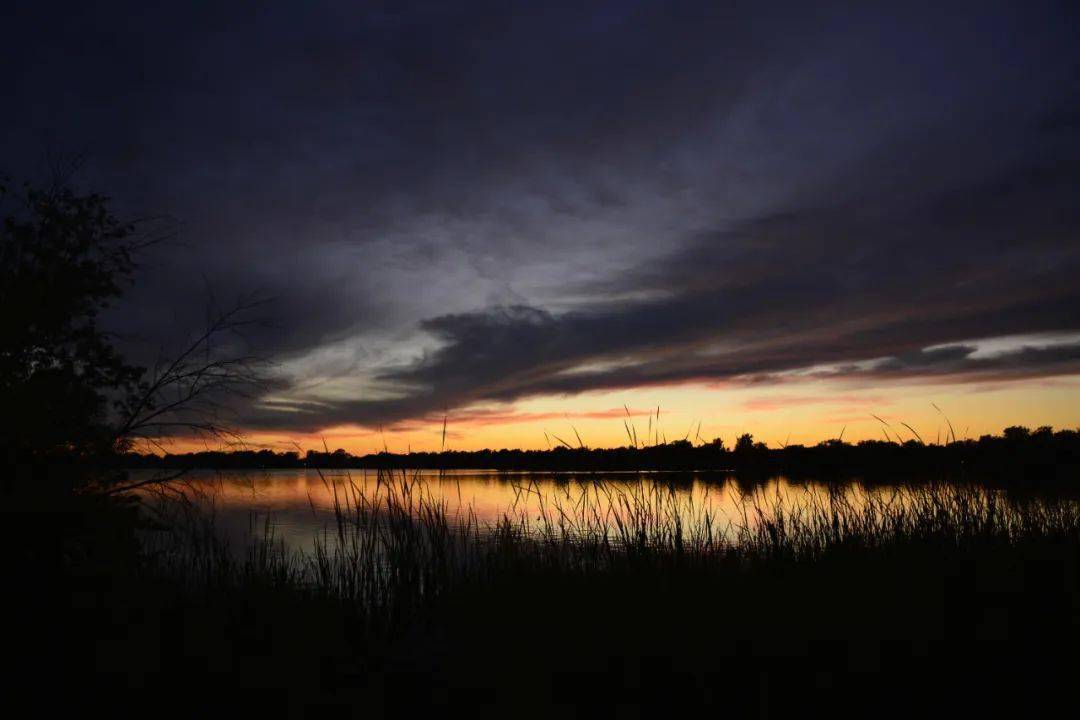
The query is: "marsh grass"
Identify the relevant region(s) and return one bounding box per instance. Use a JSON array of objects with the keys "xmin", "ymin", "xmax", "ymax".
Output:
[
  {"xmin": 48, "ymin": 467, "xmax": 1070, "ymax": 715},
  {"xmin": 139, "ymin": 469, "xmax": 1080, "ymax": 643}
]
